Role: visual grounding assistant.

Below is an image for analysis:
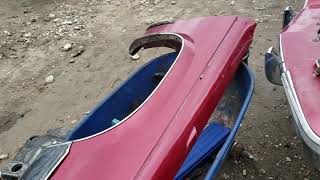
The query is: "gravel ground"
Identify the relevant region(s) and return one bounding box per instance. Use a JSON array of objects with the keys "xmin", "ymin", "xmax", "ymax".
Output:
[{"xmin": 0, "ymin": 0, "xmax": 319, "ymax": 179}]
